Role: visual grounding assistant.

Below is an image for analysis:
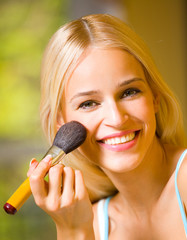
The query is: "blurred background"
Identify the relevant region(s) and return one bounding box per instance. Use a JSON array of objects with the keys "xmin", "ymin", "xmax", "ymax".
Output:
[{"xmin": 0, "ymin": 0, "xmax": 186, "ymax": 239}]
